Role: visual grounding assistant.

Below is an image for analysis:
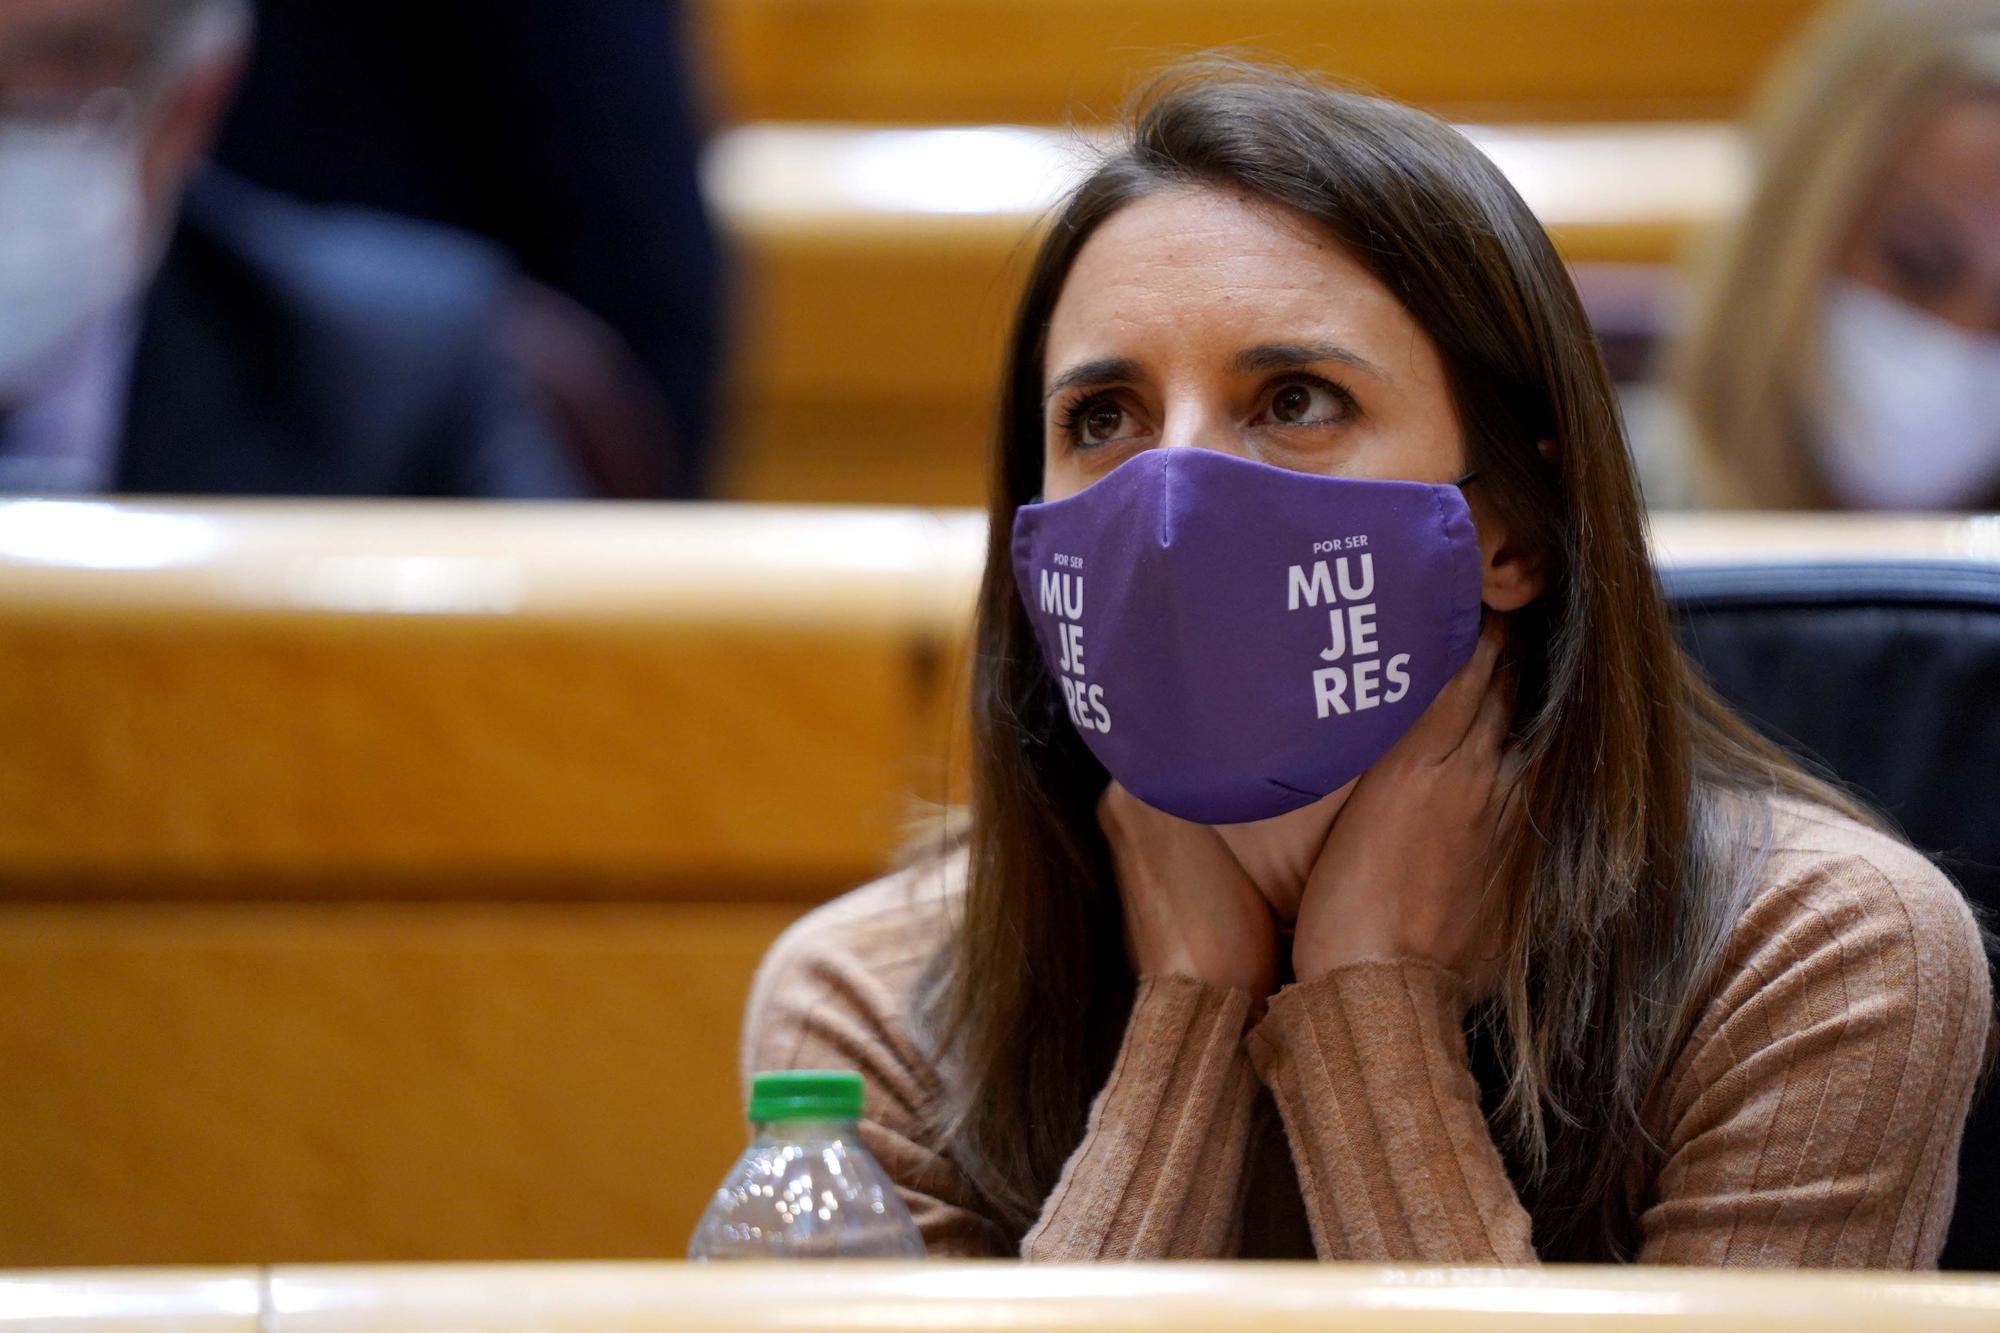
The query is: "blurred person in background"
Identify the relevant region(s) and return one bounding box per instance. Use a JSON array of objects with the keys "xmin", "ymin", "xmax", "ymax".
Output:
[
  {"xmin": 214, "ymin": 0, "xmax": 726, "ymax": 499},
  {"xmin": 0, "ymin": 0, "xmax": 585, "ymax": 497},
  {"xmin": 1670, "ymin": 0, "xmax": 2000, "ymax": 510}
]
